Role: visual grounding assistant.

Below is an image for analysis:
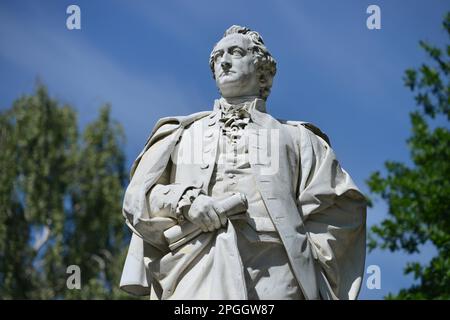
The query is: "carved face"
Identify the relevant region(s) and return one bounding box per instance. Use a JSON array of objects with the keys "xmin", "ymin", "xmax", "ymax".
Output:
[{"xmin": 212, "ymin": 33, "xmax": 260, "ymax": 99}]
